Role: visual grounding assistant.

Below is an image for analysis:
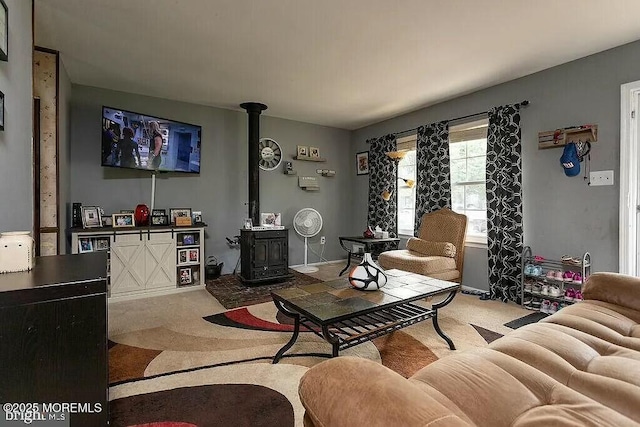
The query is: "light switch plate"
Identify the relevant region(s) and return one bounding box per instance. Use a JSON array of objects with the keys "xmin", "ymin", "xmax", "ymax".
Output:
[{"xmin": 590, "ymin": 170, "xmax": 614, "ymax": 186}]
